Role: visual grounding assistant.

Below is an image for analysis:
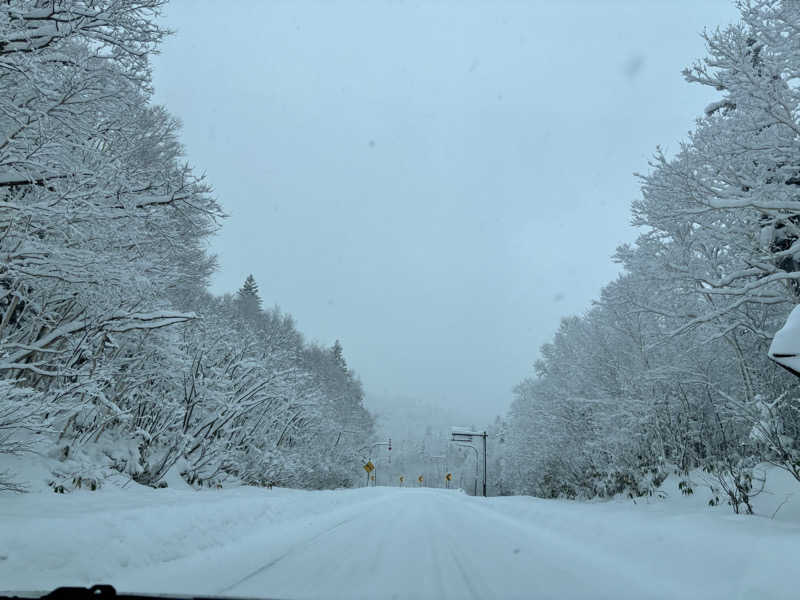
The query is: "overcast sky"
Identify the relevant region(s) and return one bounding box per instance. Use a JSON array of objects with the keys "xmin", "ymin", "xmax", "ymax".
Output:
[{"xmin": 151, "ymin": 1, "xmax": 739, "ymax": 425}]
